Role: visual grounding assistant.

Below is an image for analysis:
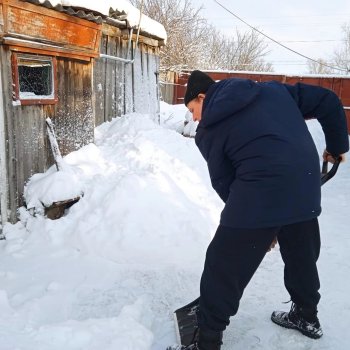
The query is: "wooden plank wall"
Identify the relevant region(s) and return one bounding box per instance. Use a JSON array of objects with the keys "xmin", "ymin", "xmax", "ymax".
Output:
[
  {"xmin": 93, "ymin": 32, "xmax": 160, "ymax": 125},
  {"xmin": 1, "ymin": 0, "xmax": 101, "ymax": 60},
  {"xmin": 1, "ymin": 46, "xmax": 17, "ymax": 222},
  {"xmin": 54, "ymin": 57, "xmax": 94, "ymax": 155},
  {"xmin": 124, "ymin": 39, "xmax": 134, "ymax": 116},
  {"xmin": 160, "ymin": 71, "xmax": 175, "ymax": 105},
  {"xmin": 1, "ymin": 24, "xmax": 161, "ymax": 222},
  {"xmin": 94, "ymin": 33, "xmax": 128, "ymax": 124},
  {"xmin": 0, "ymin": 45, "xmax": 51, "ymax": 221},
  {"xmin": 133, "ymin": 43, "xmax": 159, "ymax": 116},
  {"xmin": 1, "ymin": 45, "xmax": 93, "ymax": 221}
]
